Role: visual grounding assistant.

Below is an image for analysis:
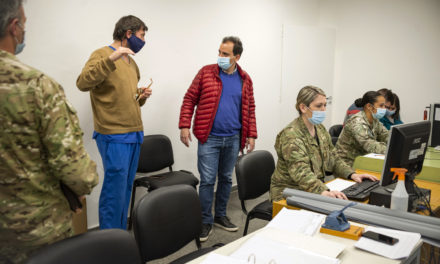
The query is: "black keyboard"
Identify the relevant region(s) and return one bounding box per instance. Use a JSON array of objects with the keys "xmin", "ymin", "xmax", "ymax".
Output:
[{"xmin": 342, "ymin": 180, "xmax": 380, "ymax": 201}]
